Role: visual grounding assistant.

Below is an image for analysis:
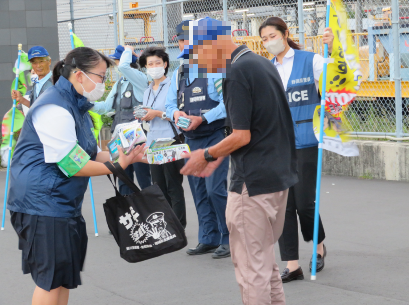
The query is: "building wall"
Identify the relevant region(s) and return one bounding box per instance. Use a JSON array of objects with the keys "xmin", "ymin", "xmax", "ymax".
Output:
[{"xmin": 0, "ymin": 0, "xmax": 59, "ymax": 119}]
